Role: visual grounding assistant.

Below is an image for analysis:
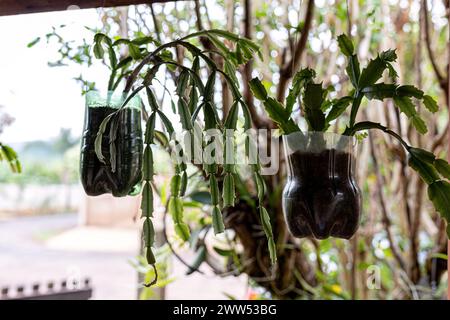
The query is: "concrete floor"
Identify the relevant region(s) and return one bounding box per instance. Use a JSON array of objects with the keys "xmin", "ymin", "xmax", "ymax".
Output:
[{"xmin": 0, "ymin": 213, "xmax": 247, "ymax": 300}]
